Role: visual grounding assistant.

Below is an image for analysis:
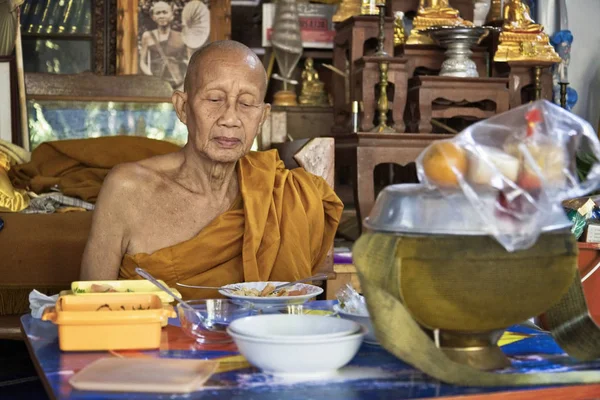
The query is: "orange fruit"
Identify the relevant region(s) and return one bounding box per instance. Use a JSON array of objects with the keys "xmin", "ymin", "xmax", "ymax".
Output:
[{"xmin": 422, "ymin": 141, "xmax": 468, "ymax": 187}]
